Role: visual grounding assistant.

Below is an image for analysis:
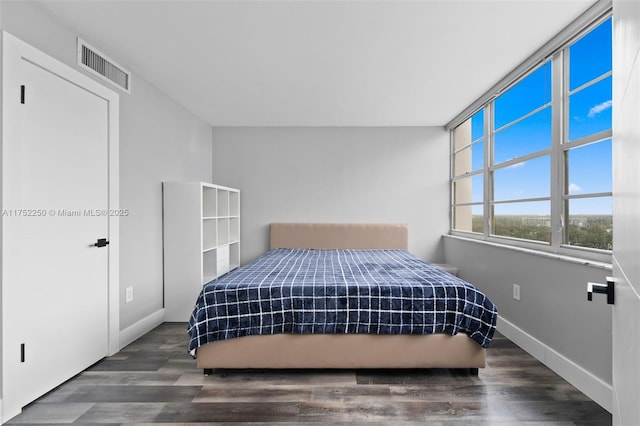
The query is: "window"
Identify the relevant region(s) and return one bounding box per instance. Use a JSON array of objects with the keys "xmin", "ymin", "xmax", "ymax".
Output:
[
  {"xmin": 564, "ymin": 17, "xmax": 612, "ymax": 251},
  {"xmin": 450, "ymin": 14, "xmax": 612, "ymax": 256},
  {"xmin": 452, "ymin": 110, "xmax": 484, "ymax": 233}
]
